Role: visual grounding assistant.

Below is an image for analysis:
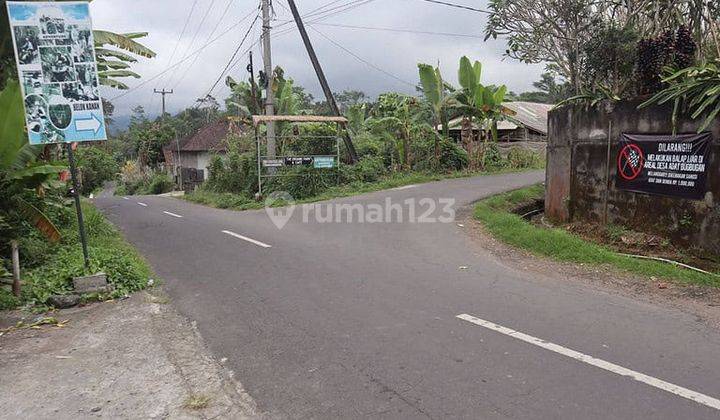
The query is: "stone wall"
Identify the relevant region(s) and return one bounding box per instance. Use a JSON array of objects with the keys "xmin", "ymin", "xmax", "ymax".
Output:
[{"xmin": 545, "ymin": 100, "xmax": 720, "ymax": 254}]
